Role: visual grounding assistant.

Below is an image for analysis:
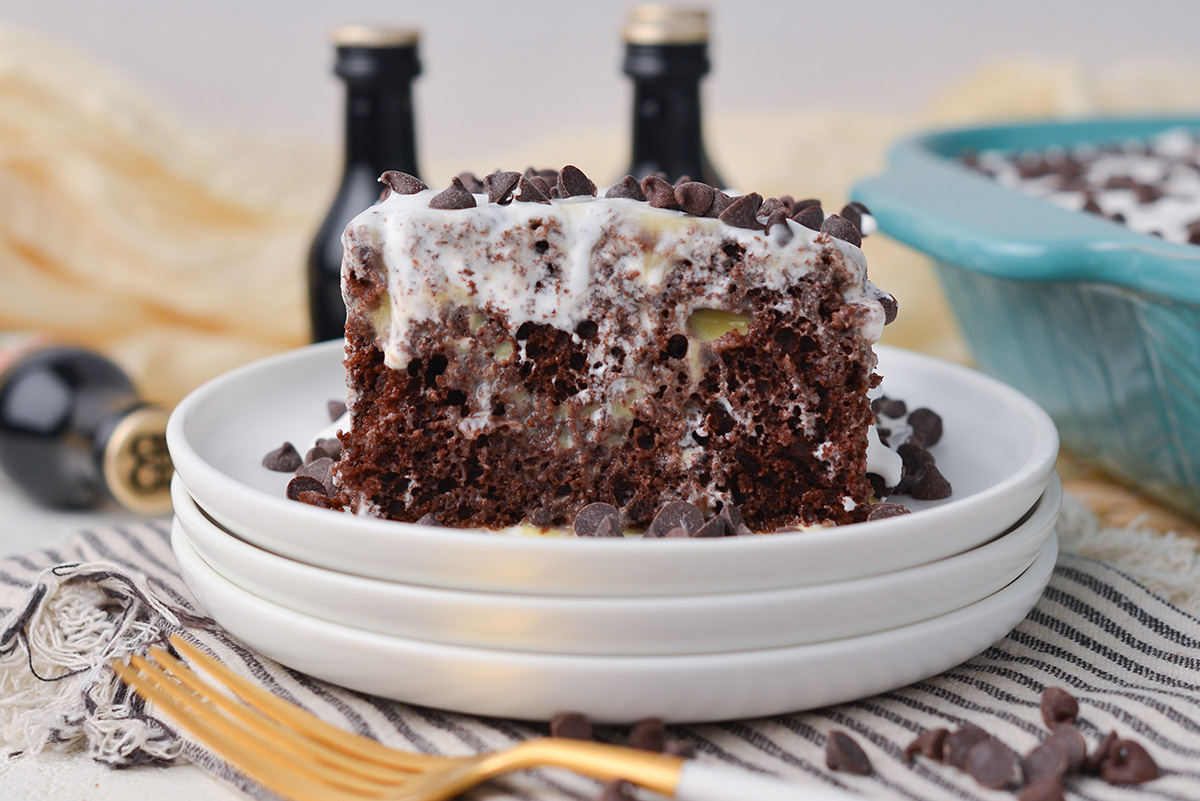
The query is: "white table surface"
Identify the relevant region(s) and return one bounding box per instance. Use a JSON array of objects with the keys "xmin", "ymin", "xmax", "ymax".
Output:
[{"xmin": 0, "ymin": 472, "xmax": 241, "ymax": 800}]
